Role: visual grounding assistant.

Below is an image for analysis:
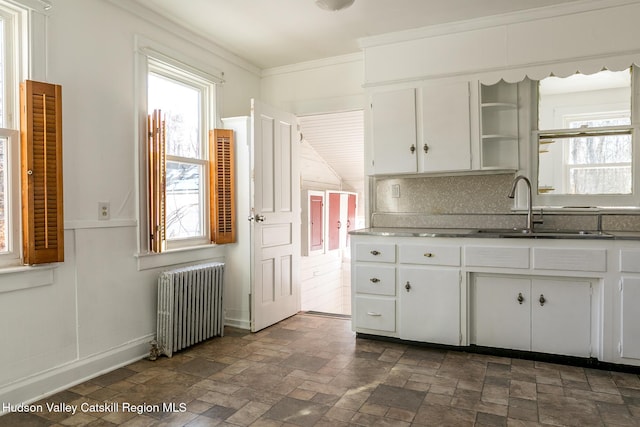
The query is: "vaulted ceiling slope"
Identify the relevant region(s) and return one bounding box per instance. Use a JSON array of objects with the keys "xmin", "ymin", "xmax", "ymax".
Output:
[{"xmin": 131, "ymin": 0, "xmax": 584, "ymax": 69}]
